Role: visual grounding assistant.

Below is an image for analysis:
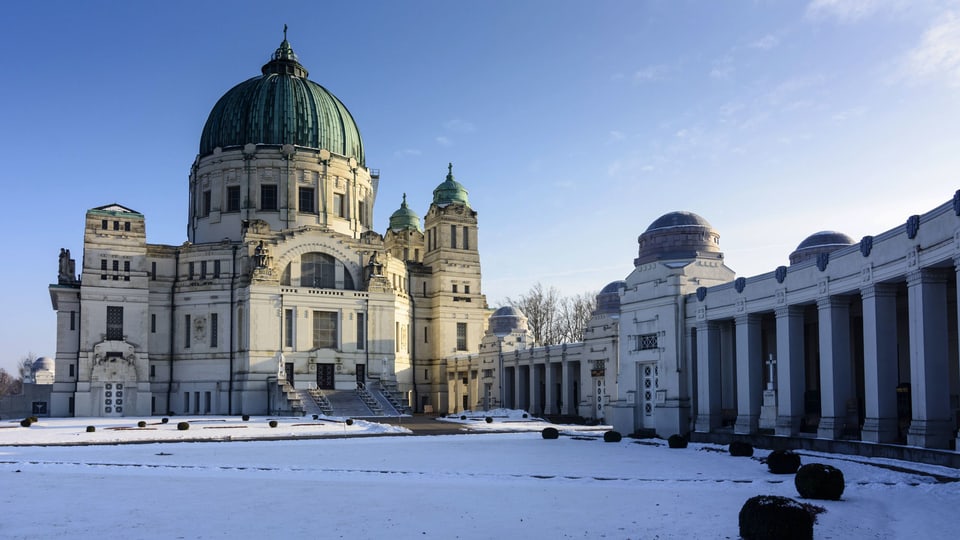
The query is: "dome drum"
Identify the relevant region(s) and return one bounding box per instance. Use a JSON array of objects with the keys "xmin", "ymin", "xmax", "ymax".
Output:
[
  {"xmin": 789, "ymin": 231, "xmax": 854, "ymax": 265},
  {"xmin": 635, "ymin": 211, "xmax": 722, "ymax": 266}
]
